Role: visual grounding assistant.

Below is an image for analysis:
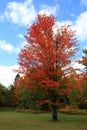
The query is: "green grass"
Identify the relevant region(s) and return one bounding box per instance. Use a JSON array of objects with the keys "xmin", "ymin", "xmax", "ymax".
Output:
[{"xmin": 0, "ymin": 110, "xmax": 87, "ymax": 130}]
